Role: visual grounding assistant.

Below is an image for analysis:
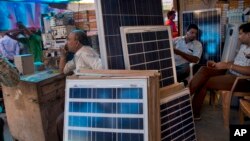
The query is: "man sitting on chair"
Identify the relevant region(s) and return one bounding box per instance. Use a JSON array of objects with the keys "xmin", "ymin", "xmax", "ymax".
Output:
[
  {"xmin": 189, "ymin": 22, "xmax": 250, "ymax": 120},
  {"xmin": 173, "ymin": 24, "xmax": 203, "ymax": 84}
]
